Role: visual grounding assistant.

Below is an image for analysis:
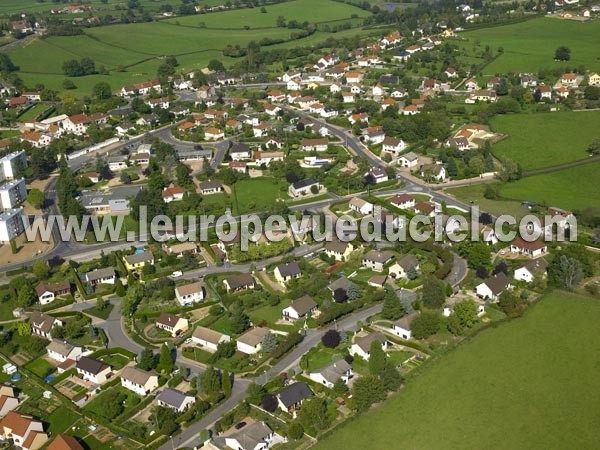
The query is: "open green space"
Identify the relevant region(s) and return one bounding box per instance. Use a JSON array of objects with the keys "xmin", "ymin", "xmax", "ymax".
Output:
[
  {"xmin": 24, "ymin": 357, "xmax": 54, "ymax": 378},
  {"xmin": 489, "ymin": 111, "xmax": 600, "ymax": 170},
  {"xmin": 83, "ymin": 302, "xmax": 115, "ymax": 320},
  {"xmin": 500, "ymin": 160, "xmax": 600, "ymax": 211},
  {"xmin": 316, "ymin": 291, "xmax": 600, "ymax": 450},
  {"xmin": 462, "ymin": 17, "xmax": 600, "ymax": 74},
  {"xmin": 231, "ymin": 178, "xmax": 290, "ymax": 215},
  {"xmin": 446, "ymin": 183, "xmax": 530, "ymax": 219}
]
